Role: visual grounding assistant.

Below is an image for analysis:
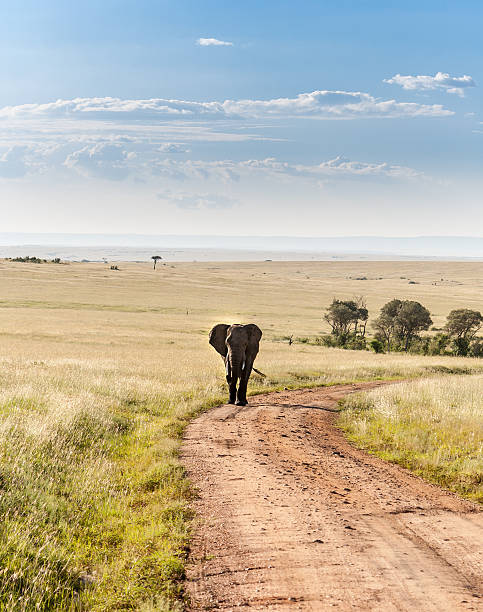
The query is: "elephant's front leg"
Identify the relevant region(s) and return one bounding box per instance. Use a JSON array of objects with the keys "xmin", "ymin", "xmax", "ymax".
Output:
[
  {"xmin": 228, "ymin": 379, "xmax": 237, "ymax": 404},
  {"xmin": 235, "ymin": 379, "xmax": 247, "ymax": 406},
  {"xmin": 225, "ymin": 358, "xmax": 237, "ymax": 404},
  {"xmin": 236, "ymin": 359, "xmax": 253, "ymax": 406}
]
